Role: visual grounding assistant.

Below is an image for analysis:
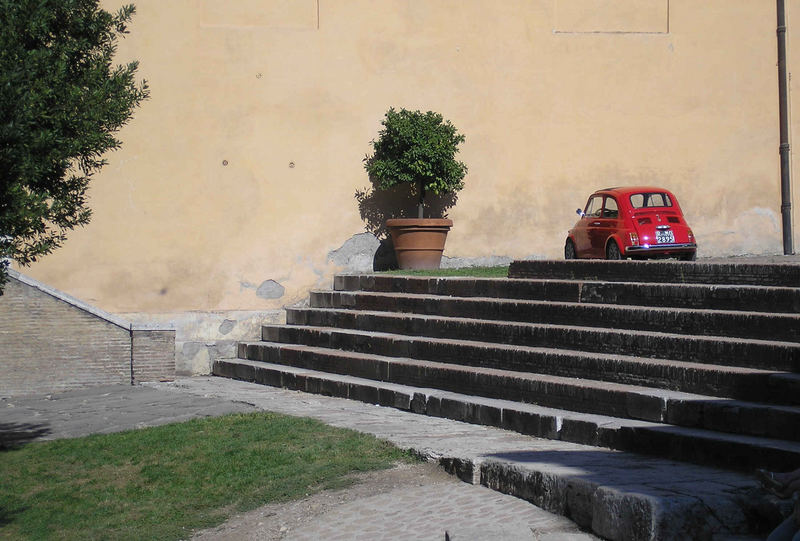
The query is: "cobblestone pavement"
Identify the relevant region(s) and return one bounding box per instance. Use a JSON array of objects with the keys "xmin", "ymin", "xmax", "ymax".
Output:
[
  {"xmin": 282, "ymin": 481, "xmax": 592, "ymax": 541},
  {"xmin": 152, "ymin": 377, "xmax": 760, "ymax": 540},
  {"xmin": 0, "ymin": 384, "xmax": 256, "ymax": 444},
  {"xmin": 1, "ymin": 379, "xmax": 597, "ymax": 540}
]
